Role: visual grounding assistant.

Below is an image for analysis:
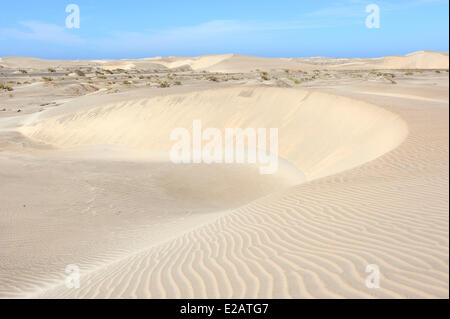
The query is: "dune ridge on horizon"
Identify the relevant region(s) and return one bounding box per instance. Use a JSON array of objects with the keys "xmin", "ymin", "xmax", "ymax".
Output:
[{"xmin": 1, "ymin": 50, "xmax": 448, "ymax": 73}]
